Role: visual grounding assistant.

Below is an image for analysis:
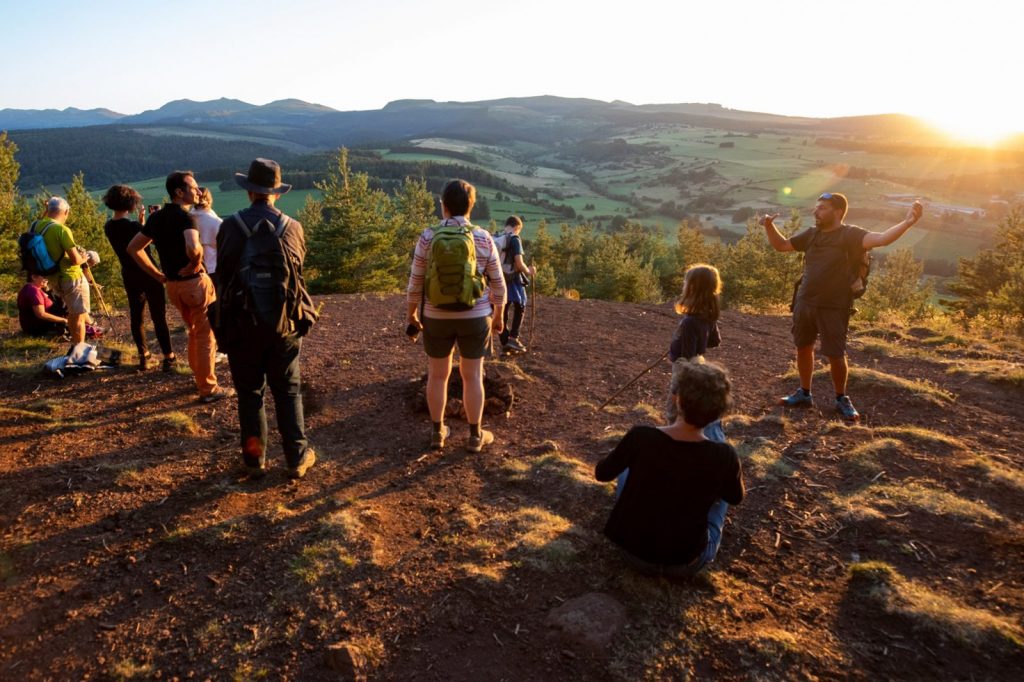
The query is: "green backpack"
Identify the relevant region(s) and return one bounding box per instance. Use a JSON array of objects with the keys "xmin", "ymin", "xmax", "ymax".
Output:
[{"xmin": 426, "ymin": 223, "xmax": 486, "ymax": 310}]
